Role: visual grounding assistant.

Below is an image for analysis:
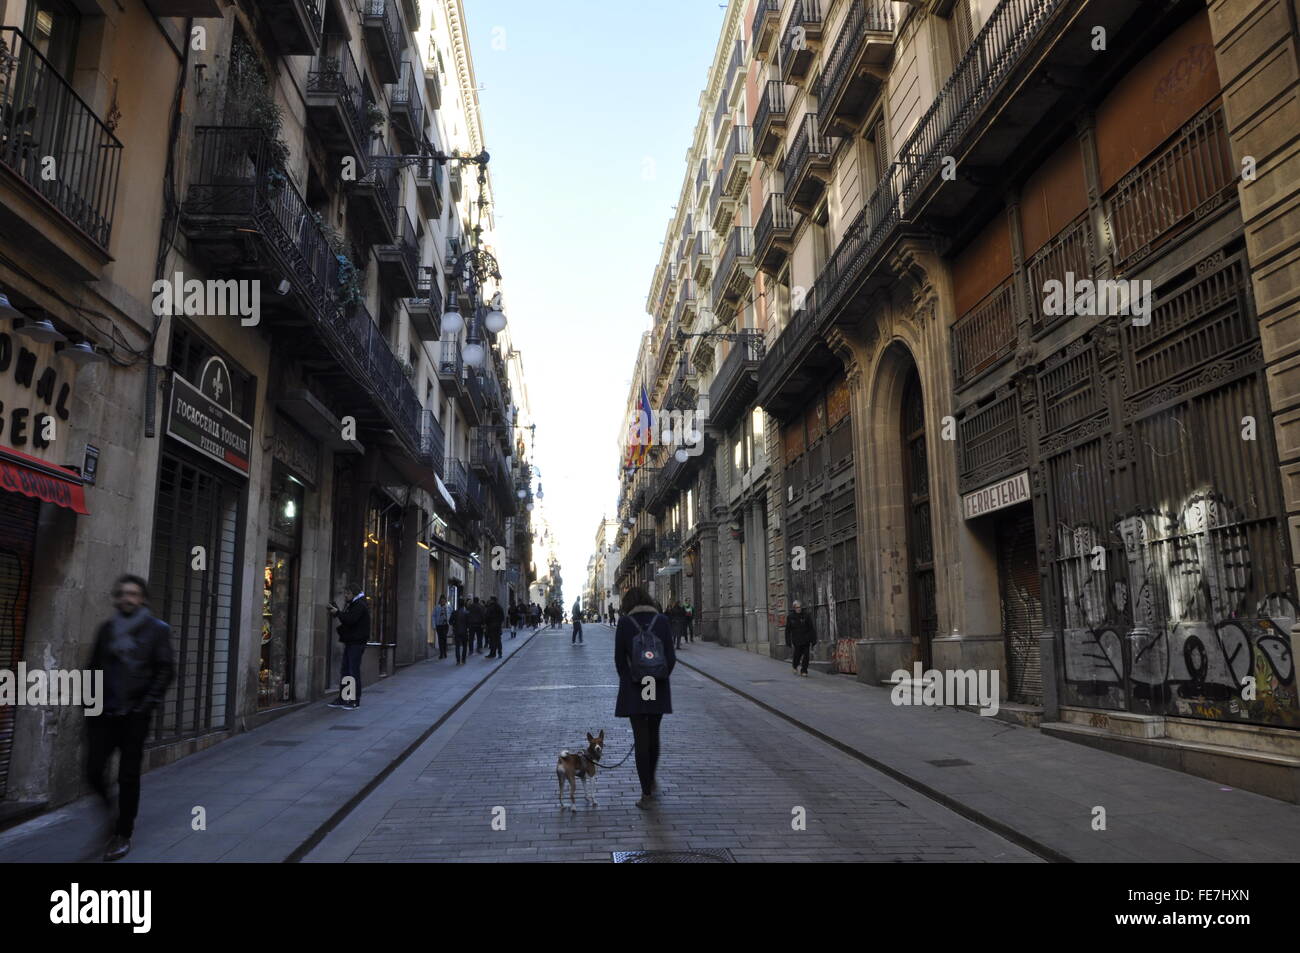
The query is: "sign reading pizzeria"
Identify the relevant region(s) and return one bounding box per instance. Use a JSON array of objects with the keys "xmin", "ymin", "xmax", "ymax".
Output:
[
  {"xmin": 165, "ymin": 357, "xmax": 252, "ymax": 477},
  {"xmin": 962, "ymin": 470, "xmax": 1031, "ymax": 520}
]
